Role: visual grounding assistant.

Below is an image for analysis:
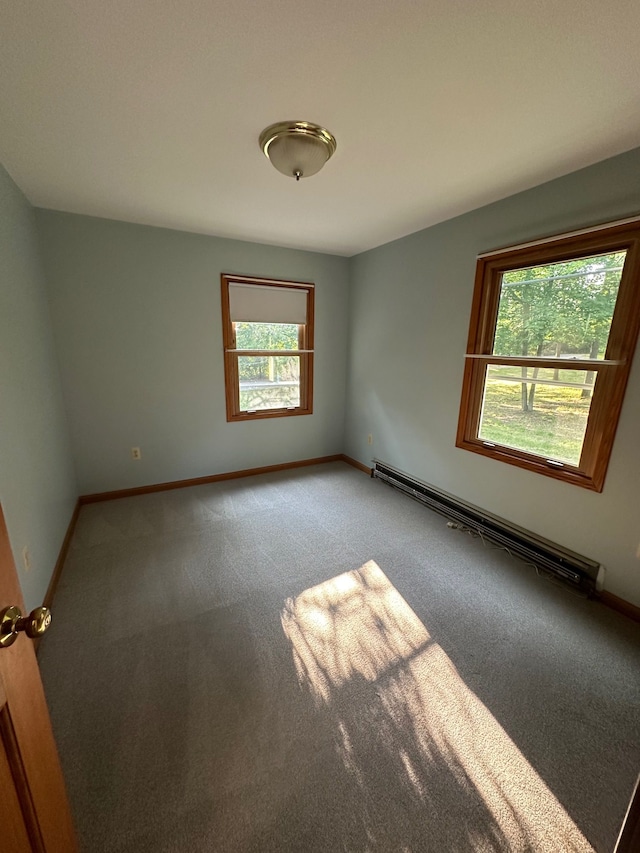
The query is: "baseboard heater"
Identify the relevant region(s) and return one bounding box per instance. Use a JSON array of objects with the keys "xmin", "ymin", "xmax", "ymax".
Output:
[{"xmin": 371, "ymin": 460, "xmax": 600, "ymax": 595}]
